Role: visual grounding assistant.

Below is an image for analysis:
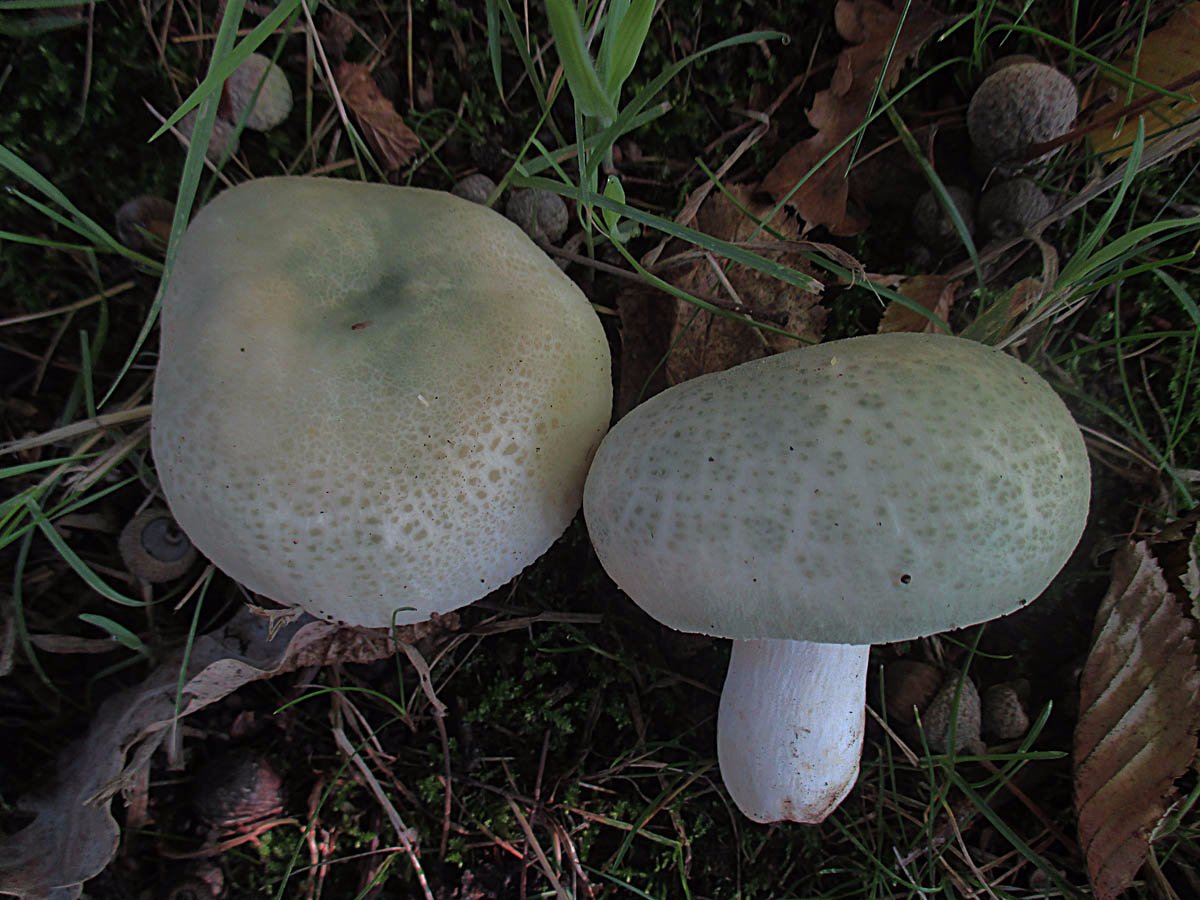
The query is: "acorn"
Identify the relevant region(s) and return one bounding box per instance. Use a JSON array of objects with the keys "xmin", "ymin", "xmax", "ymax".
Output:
[
  {"xmin": 177, "ymin": 110, "xmax": 240, "ymax": 163},
  {"xmin": 115, "ymin": 195, "xmax": 175, "ymax": 254},
  {"xmin": 222, "ymin": 53, "xmax": 293, "ymax": 132},
  {"xmin": 978, "ymin": 178, "xmax": 1052, "ymax": 238},
  {"xmin": 193, "ymin": 752, "xmax": 284, "ymax": 833}
]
